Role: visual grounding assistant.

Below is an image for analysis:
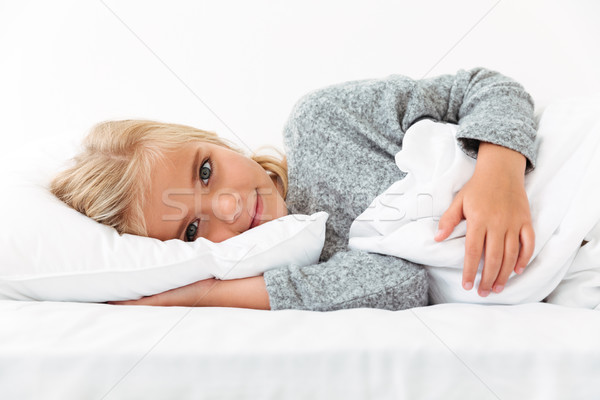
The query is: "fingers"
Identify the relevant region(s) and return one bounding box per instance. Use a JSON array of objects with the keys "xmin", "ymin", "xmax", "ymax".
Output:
[
  {"xmin": 478, "ymin": 230, "xmax": 505, "ymax": 297},
  {"xmin": 491, "ymin": 231, "xmax": 519, "ymax": 294},
  {"xmin": 462, "ymin": 223, "xmax": 485, "ymax": 291},
  {"xmin": 514, "ymin": 223, "xmax": 535, "ymax": 274},
  {"xmin": 435, "ymin": 195, "xmax": 464, "ymax": 242},
  {"xmin": 468, "ymin": 225, "xmax": 534, "ymax": 297}
]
